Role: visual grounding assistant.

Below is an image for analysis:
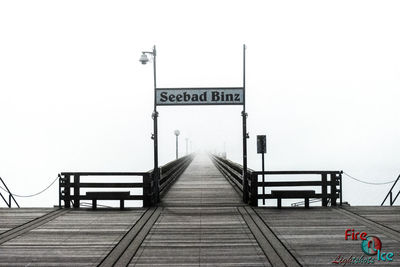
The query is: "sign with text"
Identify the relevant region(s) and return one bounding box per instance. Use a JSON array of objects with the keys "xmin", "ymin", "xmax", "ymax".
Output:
[{"xmin": 156, "ymin": 87, "xmax": 244, "ymax": 106}]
